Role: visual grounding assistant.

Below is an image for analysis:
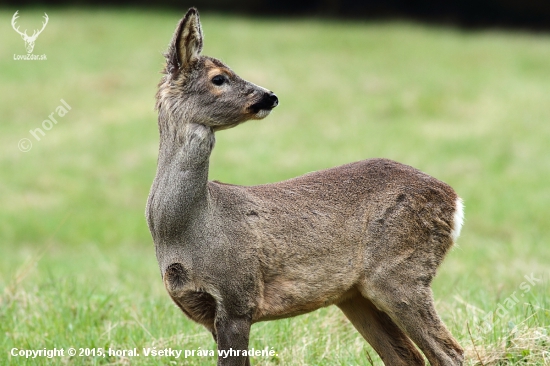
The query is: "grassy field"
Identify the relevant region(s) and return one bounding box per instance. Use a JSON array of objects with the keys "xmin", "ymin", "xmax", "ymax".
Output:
[{"xmin": 1, "ymin": 8, "xmax": 549, "ymax": 365}]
